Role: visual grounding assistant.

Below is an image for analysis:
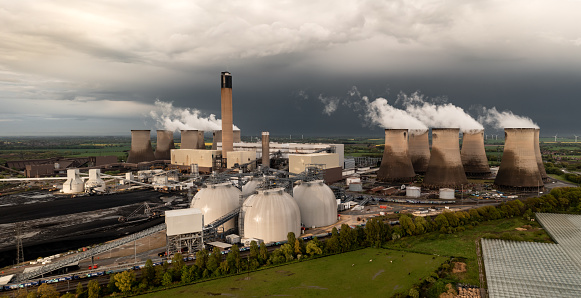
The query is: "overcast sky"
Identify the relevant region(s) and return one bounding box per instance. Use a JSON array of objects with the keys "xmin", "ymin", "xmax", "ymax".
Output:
[{"xmin": 1, "ymin": 0, "xmax": 580, "ymax": 137}]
